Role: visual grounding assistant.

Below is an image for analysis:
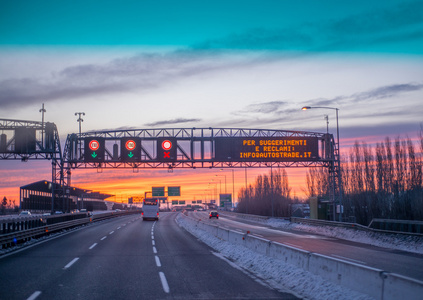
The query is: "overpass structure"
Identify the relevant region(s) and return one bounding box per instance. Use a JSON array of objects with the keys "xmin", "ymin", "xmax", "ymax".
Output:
[{"xmin": 1, "ymin": 119, "xmax": 341, "ymax": 214}]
